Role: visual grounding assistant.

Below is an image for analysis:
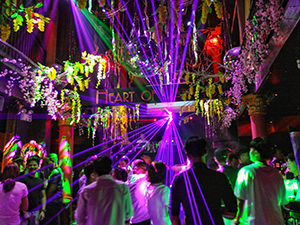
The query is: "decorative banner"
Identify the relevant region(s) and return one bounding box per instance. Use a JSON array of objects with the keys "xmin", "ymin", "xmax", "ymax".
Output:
[{"xmin": 95, "ymin": 85, "xmax": 192, "ymax": 105}]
